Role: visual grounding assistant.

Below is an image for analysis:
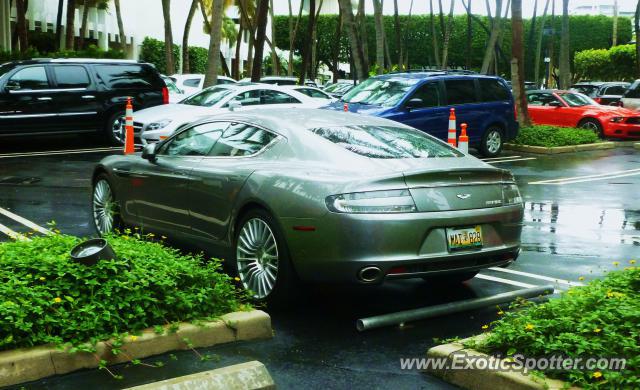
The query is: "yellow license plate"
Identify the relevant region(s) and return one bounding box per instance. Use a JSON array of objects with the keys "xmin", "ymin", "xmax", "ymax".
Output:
[{"xmin": 446, "ymin": 226, "xmax": 483, "ymax": 250}]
